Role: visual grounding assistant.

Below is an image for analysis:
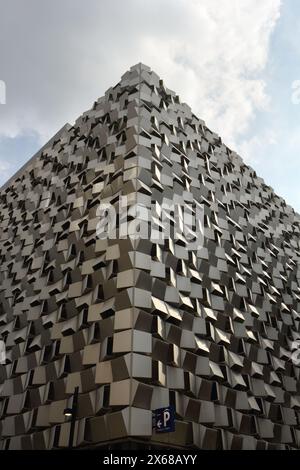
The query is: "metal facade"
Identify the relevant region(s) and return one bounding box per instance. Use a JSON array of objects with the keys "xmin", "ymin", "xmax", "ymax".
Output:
[{"xmin": 1, "ymin": 63, "xmax": 300, "ymax": 449}]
